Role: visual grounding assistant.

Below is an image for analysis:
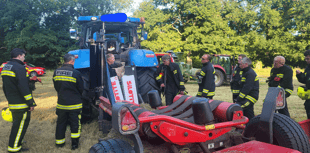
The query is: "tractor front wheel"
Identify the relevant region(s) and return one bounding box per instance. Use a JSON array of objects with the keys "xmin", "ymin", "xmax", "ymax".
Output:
[
  {"xmin": 214, "ymin": 69, "xmax": 224, "ymax": 87},
  {"xmin": 137, "ymin": 67, "xmax": 160, "ymax": 104},
  {"xmin": 89, "ymin": 139, "xmax": 134, "ymax": 153},
  {"xmin": 244, "ymin": 113, "xmax": 310, "ymax": 153}
]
